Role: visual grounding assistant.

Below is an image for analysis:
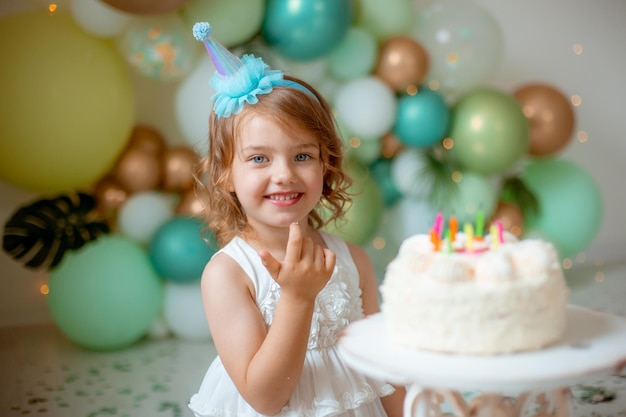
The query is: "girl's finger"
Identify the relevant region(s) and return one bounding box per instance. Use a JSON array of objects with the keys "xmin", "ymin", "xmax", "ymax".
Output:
[
  {"xmin": 323, "ymin": 248, "xmax": 336, "ymax": 273},
  {"xmin": 284, "ymin": 222, "xmax": 303, "ymax": 265}
]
